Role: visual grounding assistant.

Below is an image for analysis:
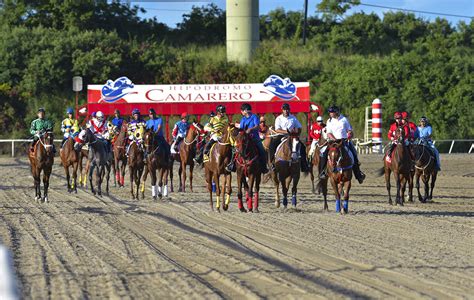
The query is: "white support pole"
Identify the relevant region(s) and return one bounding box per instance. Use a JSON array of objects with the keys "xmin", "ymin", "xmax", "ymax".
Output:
[
  {"xmin": 11, "ymin": 141, "xmax": 14, "ymax": 158},
  {"xmin": 469, "ymin": 143, "xmax": 474, "ymax": 154},
  {"xmin": 0, "ymin": 246, "xmax": 19, "ymax": 300},
  {"xmin": 449, "ymin": 140, "xmax": 455, "ymax": 154}
]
